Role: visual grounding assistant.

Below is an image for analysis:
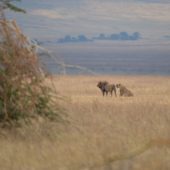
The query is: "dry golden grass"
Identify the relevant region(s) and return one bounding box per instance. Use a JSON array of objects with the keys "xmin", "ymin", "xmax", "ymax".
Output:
[{"xmin": 0, "ymin": 75, "xmax": 170, "ymax": 170}]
